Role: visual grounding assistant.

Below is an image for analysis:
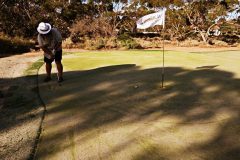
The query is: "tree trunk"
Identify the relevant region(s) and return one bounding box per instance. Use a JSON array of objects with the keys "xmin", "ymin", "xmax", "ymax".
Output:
[{"xmin": 199, "ymin": 31, "xmax": 207, "ymax": 43}]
